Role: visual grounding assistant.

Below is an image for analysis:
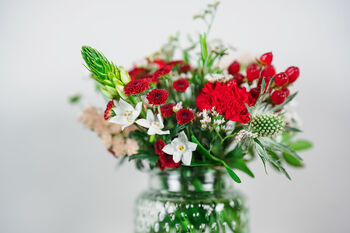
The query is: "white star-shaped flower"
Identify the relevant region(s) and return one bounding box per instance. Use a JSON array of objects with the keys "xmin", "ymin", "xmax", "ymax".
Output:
[
  {"xmin": 109, "ymin": 99, "xmax": 142, "ymax": 130},
  {"xmin": 162, "ymin": 131, "xmax": 197, "ymax": 166},
  {"xmin": 136, "ymin": 110, "xmax": 170, "ymax": 135}
]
